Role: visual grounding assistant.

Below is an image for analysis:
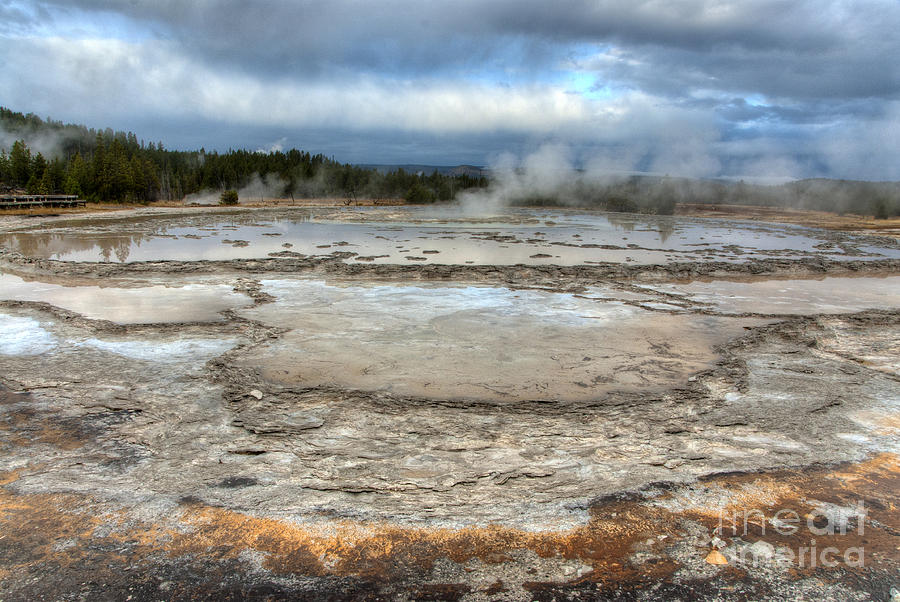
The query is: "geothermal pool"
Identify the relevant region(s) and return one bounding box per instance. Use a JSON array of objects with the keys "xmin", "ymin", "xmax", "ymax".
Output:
[
  {"xmin": 1, "ymin": 206, "xmax": 897, "ymax": 264},
  {"xmin": 234, "ymin": 279, "xmax": 759, "ymax": 402}
]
